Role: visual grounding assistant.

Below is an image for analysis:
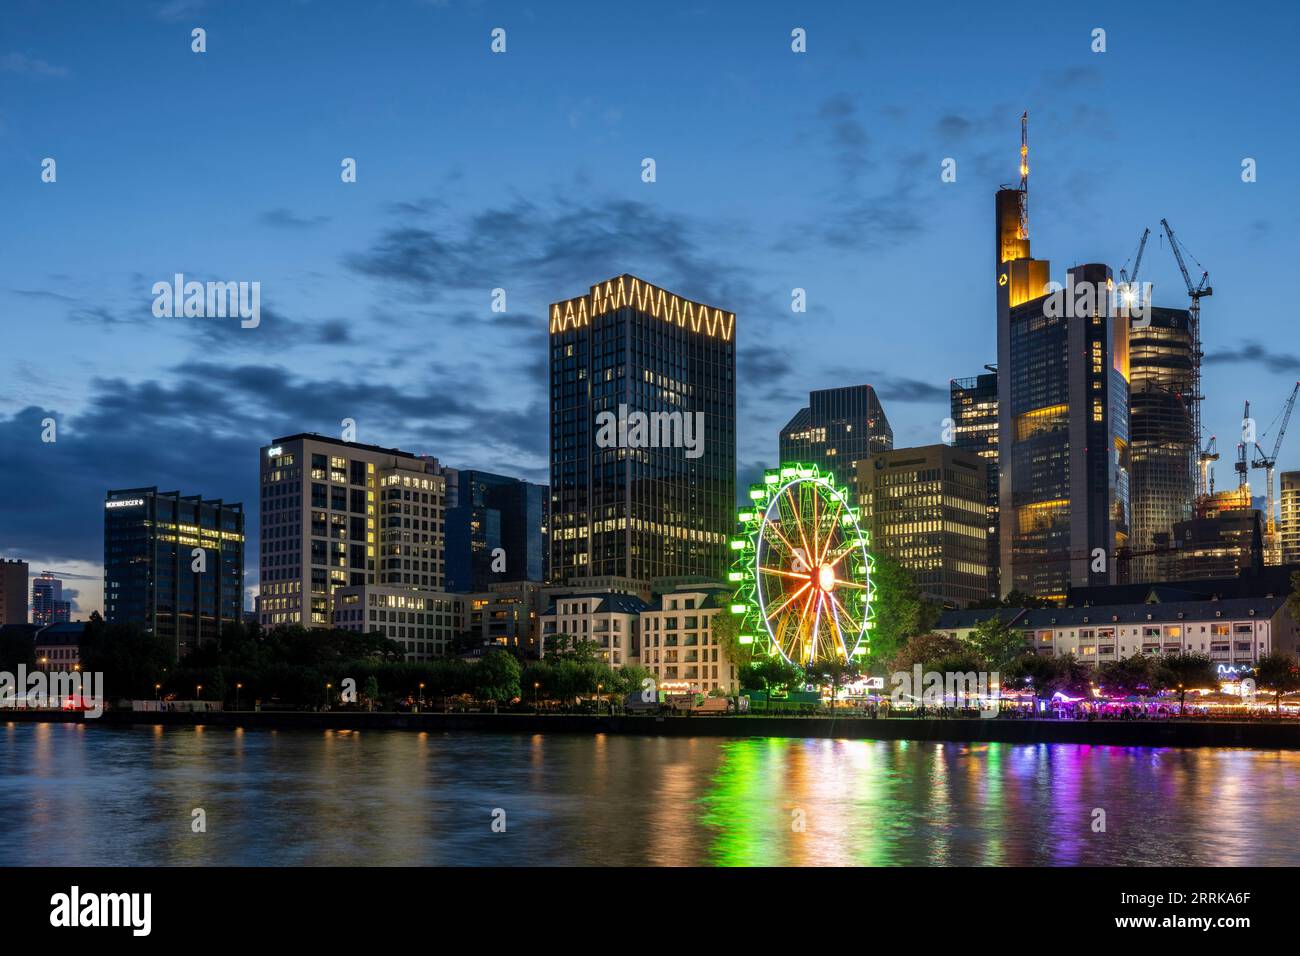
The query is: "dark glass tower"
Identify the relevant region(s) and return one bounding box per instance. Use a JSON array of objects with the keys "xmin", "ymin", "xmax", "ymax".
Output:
[
  {"xmin": 779, "ymin": 385, "xmax": 892, "ymax": 488},
  {"xmin": 445, "ymin": 470, "xmax": 547, "ymax": 592},
  {"xmin": 950, "ymin": 371, "xmax": 999, "ymax": 598},
  {"xmin": 104, "ymin": 487, "xmax": 244, "ymax": 660},
  {"xmin": 1127, "ymin": 306, "xmax": 1196, "ymax": 582},
  {"xmin": 548, "ymin": 275, "xmax": 736, "ymax": 585}
]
